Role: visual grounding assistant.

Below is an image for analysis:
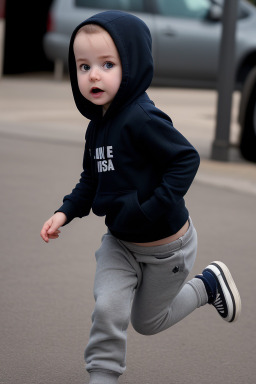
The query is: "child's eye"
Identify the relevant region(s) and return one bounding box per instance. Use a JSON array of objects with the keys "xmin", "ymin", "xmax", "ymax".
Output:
[
  {"xmin": 103, "ymin": 62, "xmax": 114, "ymax": 69},
  {"xmin": 80, "ymin": 64, "xmax": 90, "ymax": 71}
]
